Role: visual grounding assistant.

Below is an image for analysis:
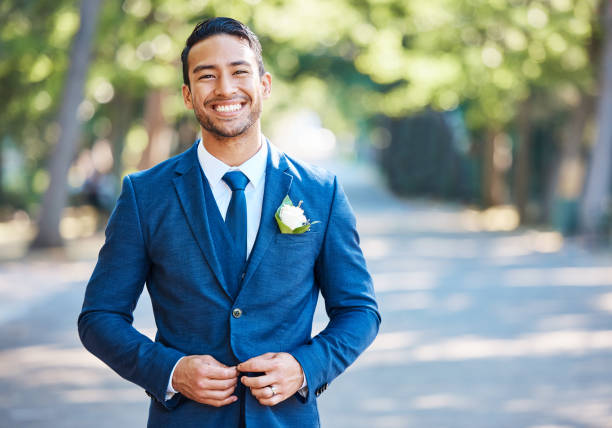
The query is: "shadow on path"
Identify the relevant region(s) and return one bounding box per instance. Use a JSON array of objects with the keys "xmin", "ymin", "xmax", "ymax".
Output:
[{"xmin": 1, "ymin": 160, "xmax": 611, "ymax": 428}]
